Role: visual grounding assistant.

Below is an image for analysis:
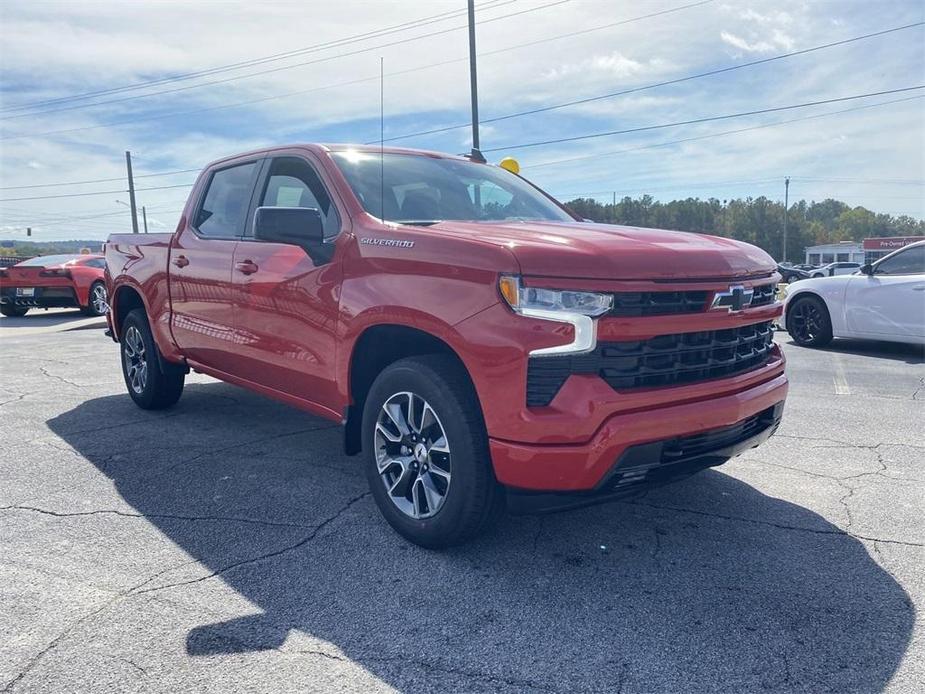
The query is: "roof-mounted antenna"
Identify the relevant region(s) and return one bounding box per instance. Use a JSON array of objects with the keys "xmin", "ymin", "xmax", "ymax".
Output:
[{"xmin": 379, "ymin": 56, "xmax": 385, "ymax": 223}]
